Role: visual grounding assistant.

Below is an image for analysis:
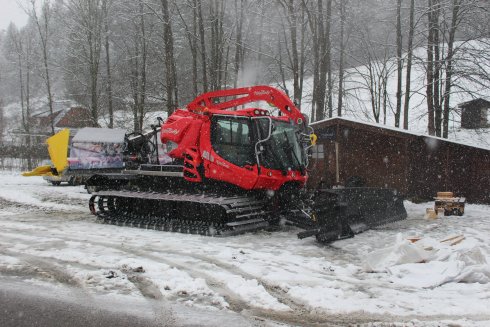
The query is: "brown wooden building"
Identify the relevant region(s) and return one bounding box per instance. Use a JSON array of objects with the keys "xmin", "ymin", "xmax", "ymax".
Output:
[
  {"xmin": 309, "ymin": 118, "xmax": 490, "ymax": 204},
  {"xmin": 30, "ymin": 106, "xmax": 95, "ymax": 136},
  {"xmin": 460, "ymin": 98, "xmax": 489, "ymax": 129}
]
